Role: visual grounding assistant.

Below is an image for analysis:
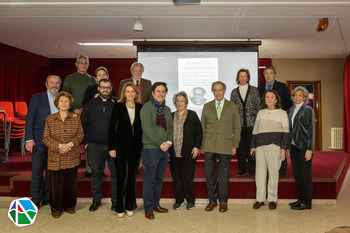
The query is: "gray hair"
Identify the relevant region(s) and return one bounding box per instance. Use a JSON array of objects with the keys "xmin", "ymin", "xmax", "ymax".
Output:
[
  {"xmin": 130, "ymin": 62, "xmax": 144, "ymax": 72},
  {"xmin": 211, "ymin": 81, "xmax": 226, "ymax": 92},
  {"xmin": 173, "ymin": 91, "xmax": 189, "ymax": 106},
  {"xmin": 76, "ymin": 54, "xmax": 89, "ymax": 63},
  {"xmin": 291, "ymin": 86, "xmax": 309, "ymax": 103},
  {"xmin": 45, "ymin": 75, "xmax": 62, "ymax": 84},
  {"xmin": 264, "ymin": 66, "xmax": 277, "ymax": 75}
]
